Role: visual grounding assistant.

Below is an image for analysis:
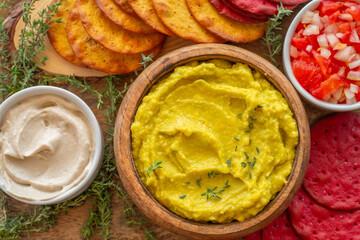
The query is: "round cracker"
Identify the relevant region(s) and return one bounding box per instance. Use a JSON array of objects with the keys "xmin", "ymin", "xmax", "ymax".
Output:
[
  {"xmin": 152, "ymin": 0, "xmax": 223, "ymax": 43},
  {"xmin": 304, "ymin": 113, "xmax": 360, "ymax": 210},
  {"xmin": 227, "ymin": 0, "xmax": 296, "ymax": 16},
  {"xmin": 186, "ymin": 0, "xmax": 266, "ymax": 43},
  {"xmin": 269, "ymin": 0, "xmax": 308, "ymax": 4},
  {"xmin": 95, "ymin": 0, "xmax": 156, "ymax": 34},
  {"xmin": 114, "ymin": 0, "xmax": 138, "ymax": 17},
  {"xmin": 67, "ymin": 6, "xmax": 163, "ymax": 74},
  {"xmin": 47, "ymin": 0, "xmax": 84, "ymax": 66},
  {"xmin": 128, "ymin": 0, "xmax": 173, "ymax": 35},
  {"xmin": 289, "ymin": 188, "xmax": 360, "ymax": 239},
  {"xmin": 208, "ymin": 0, "xmax": 265, "ymax": 24},
  {"xmin": 77, "ymin": 0, "xmax": 165, "ymax": 54}
]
